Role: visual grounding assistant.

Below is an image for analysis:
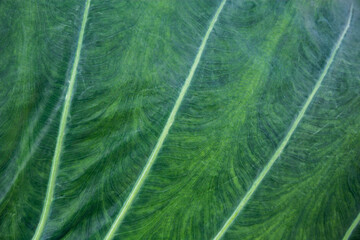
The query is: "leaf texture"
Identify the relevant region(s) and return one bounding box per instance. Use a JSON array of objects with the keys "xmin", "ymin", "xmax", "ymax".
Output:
[{"xmin": 0, "ymin": 0, "xmax": 360, "ymax": 240}]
